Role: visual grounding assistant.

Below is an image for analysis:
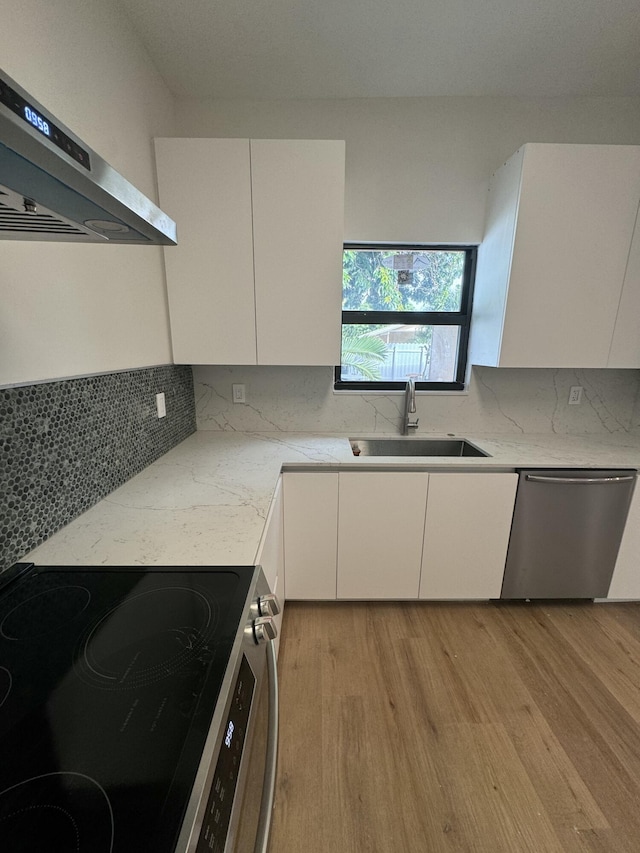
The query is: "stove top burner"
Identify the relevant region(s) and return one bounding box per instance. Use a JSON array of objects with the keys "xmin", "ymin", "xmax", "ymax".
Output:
[
  {"xmin": 75, "ymin": 587, "xmax": 217, "ymax": 690},
  {"xmin": 0, "ymin": 564, "xmax": 257, "ymax": 853},
  {"xmin": 0, "ymin": 586, "xmax": 91, "ymax": 641},
  {"xmin": 0, "ymin": 772, "xmax": 114, "ymax": 852},
  {"xmin": 0, "ymin": 668, "xmax": 11, "ymax": 709}
]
